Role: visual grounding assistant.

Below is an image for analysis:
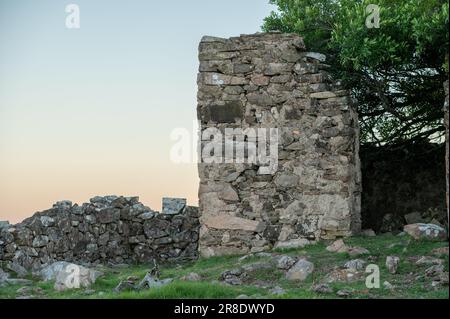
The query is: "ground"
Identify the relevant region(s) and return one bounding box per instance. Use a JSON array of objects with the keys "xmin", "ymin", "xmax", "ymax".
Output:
[{"xmin": 0, "ymin": 234, "xmax": 448, "ymax": 299}]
